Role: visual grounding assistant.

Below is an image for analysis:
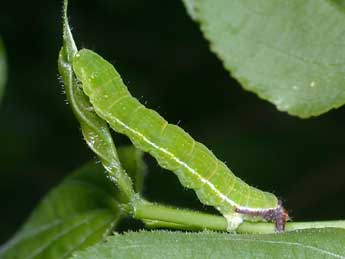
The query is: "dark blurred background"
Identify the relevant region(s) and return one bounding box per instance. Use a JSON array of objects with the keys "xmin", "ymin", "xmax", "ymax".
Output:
[{"xmin": 1, "ymin": 0, "xmax": 345, "ymax": 243}]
